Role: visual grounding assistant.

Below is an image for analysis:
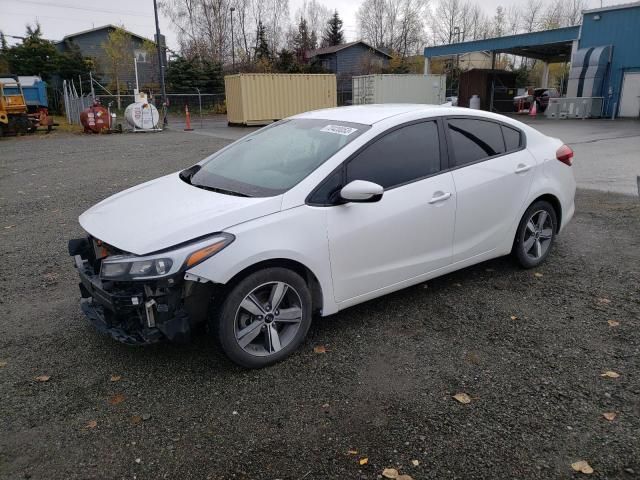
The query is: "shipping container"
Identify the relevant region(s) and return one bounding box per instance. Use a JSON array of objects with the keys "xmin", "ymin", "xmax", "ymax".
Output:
[
  {"xmin": 352, "ymin": 74, "xmax": 446, "ymax": 105},
  {"xmin": 224, "ymin": 74, "xmax": 337, "ymax": 125},
  {"xmin": 458, "ymin": 69, "xmax": 518, "ymax": 113}
]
